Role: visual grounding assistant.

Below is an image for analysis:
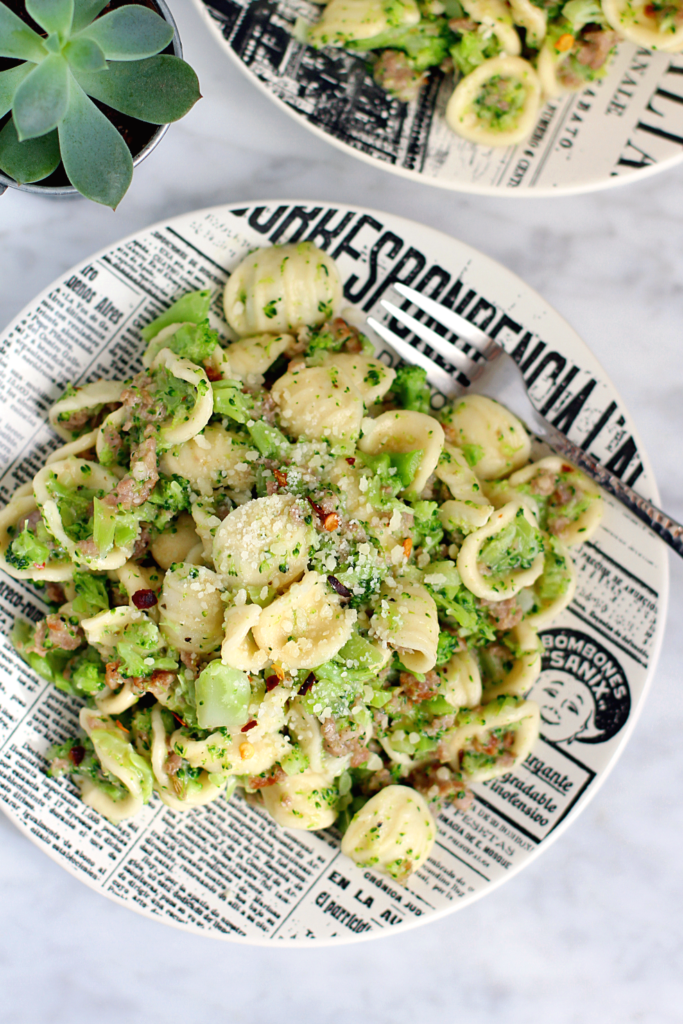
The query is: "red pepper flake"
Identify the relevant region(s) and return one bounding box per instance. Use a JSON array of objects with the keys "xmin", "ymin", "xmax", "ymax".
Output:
[
  {"xmin": 171, "ymin": 711, "xmax": 188, "ymax": 728},
  {"xmin": 132, "ymin": 588, "xmax": 158, "ymax": 610},
  {"xmin": 323, "ymin": 512, "xmax": 340, "ymax": 532},
  {"xmin": 115, "ymin": 720, "xmax": 129, "ymax": 734},
  {"xmin": 307, "ymin": 496, "xmax": 325, "ymax": 520},
  {"xmin": 298, "ymin": 672, "xmax": 316, "ymax": 696},
  {"xmin": 561, "ymin": 464, "xmax": 573, "ymax": 473},
  {"xmin": 345, "ymin": 457, "xmax": 356, "ymax": 465},
  {"xmin": 265, "ymin": 675, "xmax": 280, "ymax": 692},
  {"xmin": 274, "ymin": 468, "xmax": 288, "ymax": 488},
  {"xmin": 273, "ymin": 663, "xmax": 285, "ymax": 681},
  {"xmin": 69, "ymin": 745, "xmax": 85, "ymax": 766},
  {"xmin": 241, "ymin": 720, "xmax": 257, "ymax": 733},
  {"xmin": 204, "ymin": 364, "xmax": 222, "ymax": 382},
  {"xmin": 403, "ymin": 537, "xmax": 413, "ymax": 558}
]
